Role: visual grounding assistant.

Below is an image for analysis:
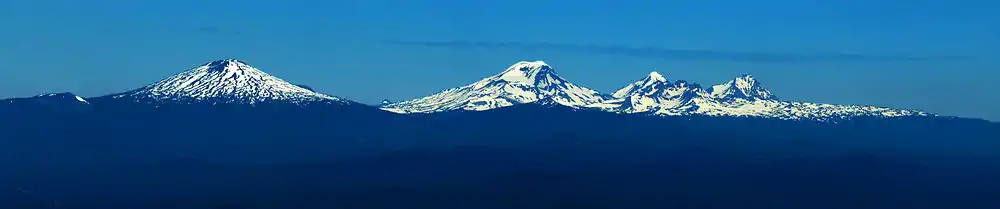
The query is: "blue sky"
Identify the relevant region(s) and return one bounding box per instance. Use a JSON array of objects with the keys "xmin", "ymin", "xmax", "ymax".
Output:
[{"xmin": 2, "ymin": 0, "xmax": 998, "ymax": 120}]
